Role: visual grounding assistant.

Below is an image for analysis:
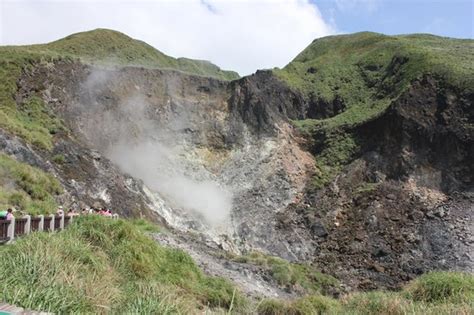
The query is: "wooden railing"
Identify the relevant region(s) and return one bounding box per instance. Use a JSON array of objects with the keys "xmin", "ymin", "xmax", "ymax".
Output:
[
  {"xmin": 0, "ymin": 213, "xmax": 117, "ymax": 244},
  {"xmin": 31, "ymin": 217, "xmax": 41, "ymax": 232},
  {"xmin": 14, "ymin": 218, "xmax": 27, "ymax": 237},
  {"xmin": 0, "ymin": 220, "xmax": 10, "ymax": 242},
  {"xmin": 43, "ymin": 216, "xmax": 52, "ymax": 232}
]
